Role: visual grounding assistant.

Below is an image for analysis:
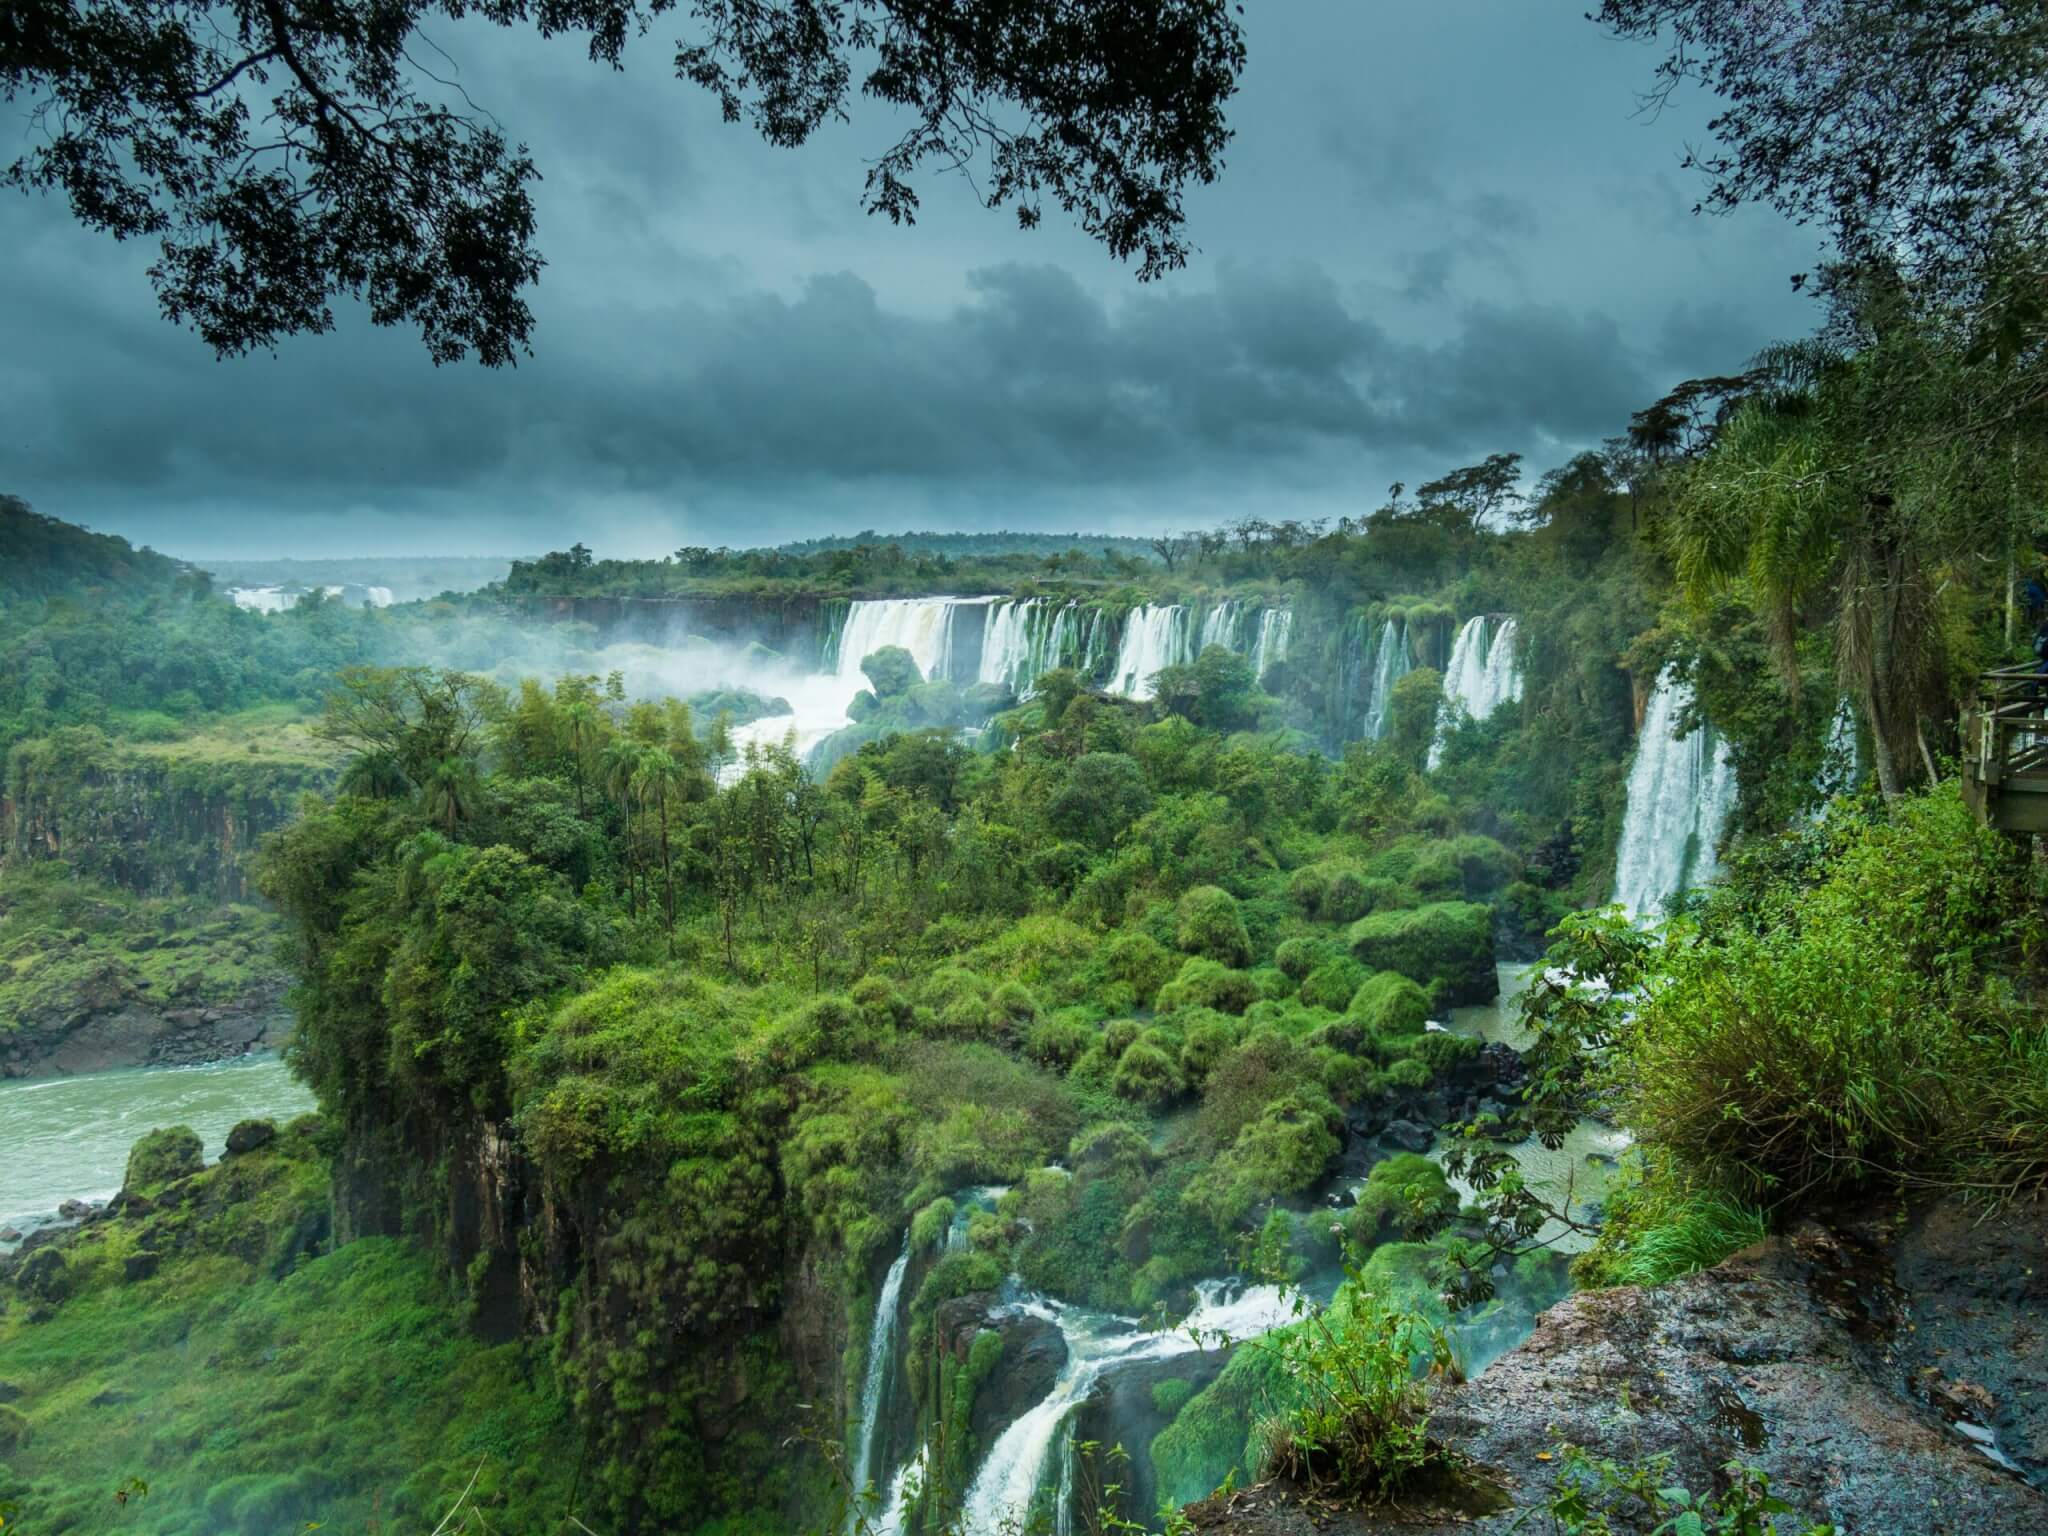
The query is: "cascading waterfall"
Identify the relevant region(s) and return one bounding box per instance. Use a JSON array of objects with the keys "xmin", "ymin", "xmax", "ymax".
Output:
[
  {"xmin": 1611, "ymin": 667, "xmax": 1738, "ymax": 918},
  {"xmin": 1108, "ymin": 605, "xmax": 1193, "ymax": 699},
  {"xmin": 1198, "ymin": 599, "xmax": 1241, "ymax": 654},
  {"xmin": 364, "ymin": 585, "xmax": 395, "ymax": 608},
  {"xmin": 959, "ymin": 1281, "xmax": 1296, "ymax": 1536},
  {"xmin": 1360, "ymin": 619, "xmax": 1412, "ymax": 740},
  {"xmin": 979, "ymin": 599, "xmax": 1045, "ymax": 693},
  {"xmin": 1249, "ymin": 607, "xmax": 1293, "ymax": 679},
  {"xmin": 847, "ymin": 1238, "xmax": 914, "ymax": 1531},
  {"xmin": 1426, "ymin": 616, "xmax": 1522, "ymax": 769},
  {"xmin": 835, "ymin": 598, "xmax": 974, "ymax": 686}
]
